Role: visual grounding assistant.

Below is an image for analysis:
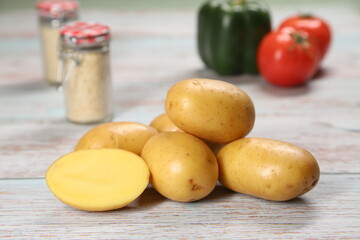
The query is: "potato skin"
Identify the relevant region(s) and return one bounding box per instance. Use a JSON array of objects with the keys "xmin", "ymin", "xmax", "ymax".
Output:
[
  {"xmin": 165, "ymin": 78, "xmax": 255, "ymax": 143},
  {"xmin": 149, "ymin": 113, "xmax": 183, "ymax": 133},
  {"xmin": 75, "ymin": 121, "xmax": 158, "ymax": 155},
  {"xmin": 217, "ymin": 137, "xmax": 320, "ymax": 201},
  {"xmin": 141, "ymin": 132, "xmax": 218, "ymax": 202}
]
